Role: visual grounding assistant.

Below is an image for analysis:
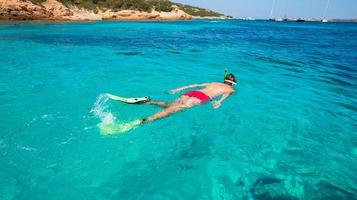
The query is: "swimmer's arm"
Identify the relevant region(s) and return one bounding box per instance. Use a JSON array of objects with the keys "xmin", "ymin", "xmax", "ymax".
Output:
[
  {"xmin": 170, "ymin": 83, "xmax": 209, "ymax": 94},
  {"xmin": 212, "ymin": 92, "xmax": 232, "ymax": 109}
]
